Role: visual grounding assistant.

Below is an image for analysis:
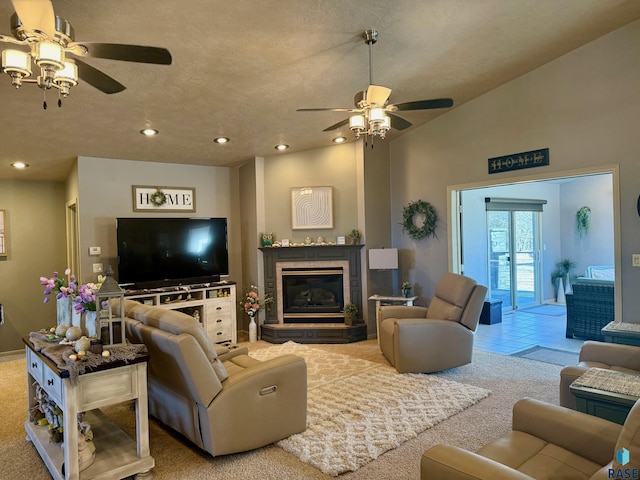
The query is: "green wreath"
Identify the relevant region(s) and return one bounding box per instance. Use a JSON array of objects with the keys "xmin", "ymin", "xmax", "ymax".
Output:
[
  {"xmin": 401, "ymin": 200, "xmax": 438, "ymax": 240},
  {"xmin": 150, "ymin": 189, "xmax": 167, "ymax": 207}
]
